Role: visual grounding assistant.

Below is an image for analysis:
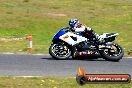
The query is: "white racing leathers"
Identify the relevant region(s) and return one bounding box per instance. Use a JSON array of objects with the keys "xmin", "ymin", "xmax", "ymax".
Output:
[{"xmin": 73, "ymin": 24, "xmax": 99, "ymax": 40}]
